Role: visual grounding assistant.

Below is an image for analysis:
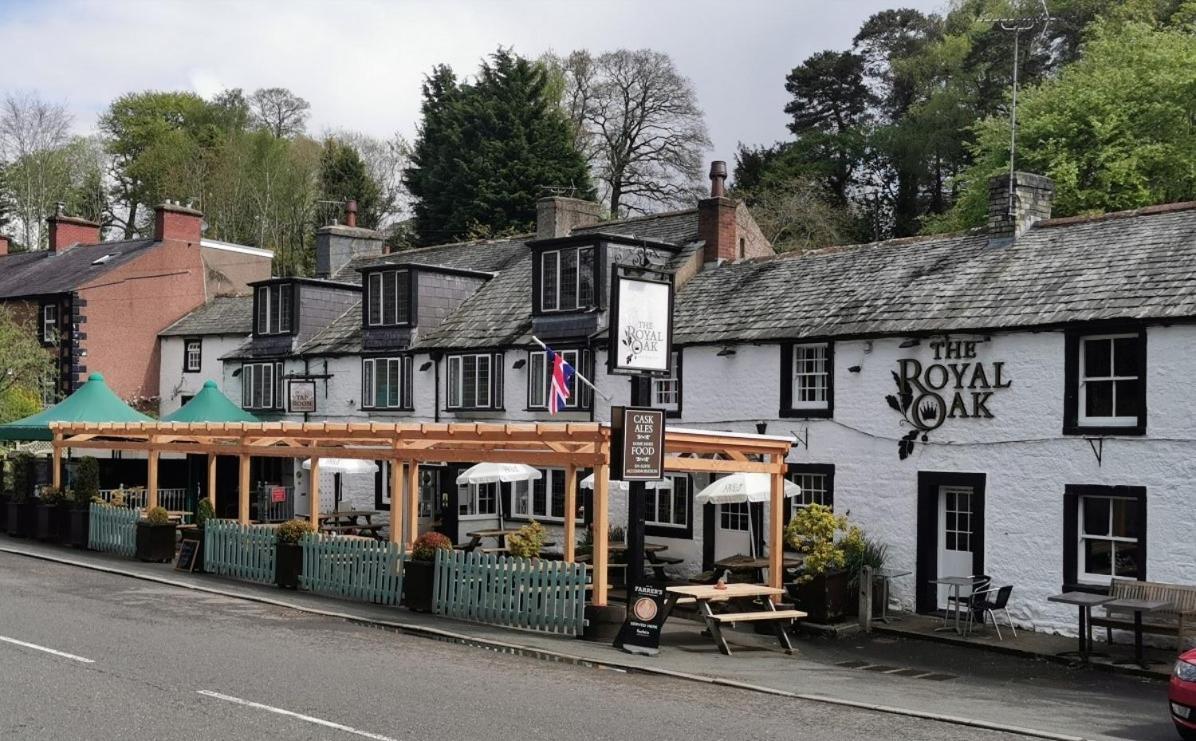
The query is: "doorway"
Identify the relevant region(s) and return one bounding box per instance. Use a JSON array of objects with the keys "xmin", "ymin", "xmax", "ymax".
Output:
[{"xmin": 916, "ymin": 471, "xmax": 986, "ymax": 614}]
